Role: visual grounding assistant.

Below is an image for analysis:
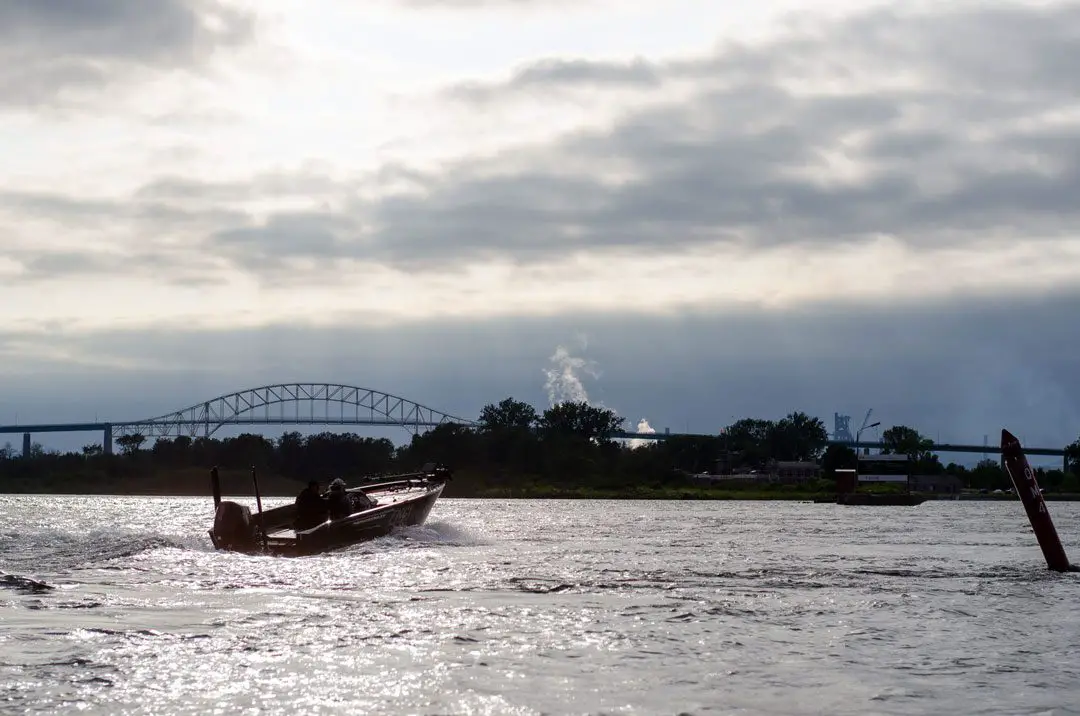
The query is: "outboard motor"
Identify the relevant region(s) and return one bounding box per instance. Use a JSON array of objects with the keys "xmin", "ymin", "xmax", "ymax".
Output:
[{"xmin": 211, "ymin": 501, "xmax": 255, "ymax": 551}]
